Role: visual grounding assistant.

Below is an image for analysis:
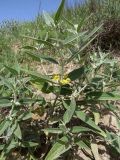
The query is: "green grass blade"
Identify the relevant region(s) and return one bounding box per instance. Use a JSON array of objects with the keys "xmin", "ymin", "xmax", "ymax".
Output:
[{"xmin": 54, "ymin": 0, "xmax": 65, "ymax": 25}]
